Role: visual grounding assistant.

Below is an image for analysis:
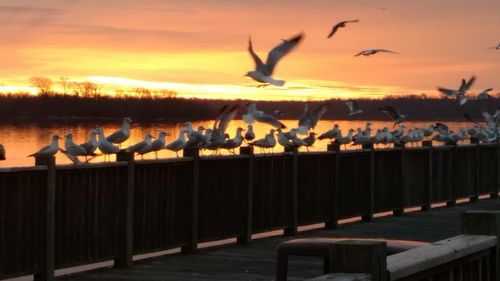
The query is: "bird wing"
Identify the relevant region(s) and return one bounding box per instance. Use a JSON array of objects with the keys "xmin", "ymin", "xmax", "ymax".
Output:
[
  {"xmin": 28, "ymin": 144, "xmax": 52, "ymax": 157},
  {"xmin": 437, "ymin": 87, "xmax": 457, "ymax": 97},
  {"xmin": 377, "ymin": 106, "xmax": 400, "ymax": 120},
  {"xmin": 248, "ymin": 37, "xmax": 266, "ymax": 73},
  {"xmin": 327, "ymin": 23, "xmax": 341, "ymax": 38},
  {"xmin": 375, "ymin": 49, "xmax": 400, "ymax": 54},
  {"xmin": 354, "ymin": 50, "xmax": 365, "ymax": 57},
  {"xmin": 345, "ymin": 101, "xmax": 354, "ymax": 112},
  {"xmin": 106, "ymin": 130, "xmax": 125, "ymax": 143},
  {"xmin": 460, "ymin": 76, "xmax": 476, "ymax": 92},
  {"xmin": 298, "ymin": 104, "xmax": 309, "ymax": 127},
  {"xmin": 215, "ymin": 104, "xmax": 239, "ymax": 135},
  {"xmin": 256, "ymin": 114, "xmax": 286, "ymax": 129},
  {"xmin": 265, "ymin": 33, "xmax": 304, "ymax": 75},
  {"xmin": 310, "ymin": 103, "xmax": 328, "ymax": 129}
]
